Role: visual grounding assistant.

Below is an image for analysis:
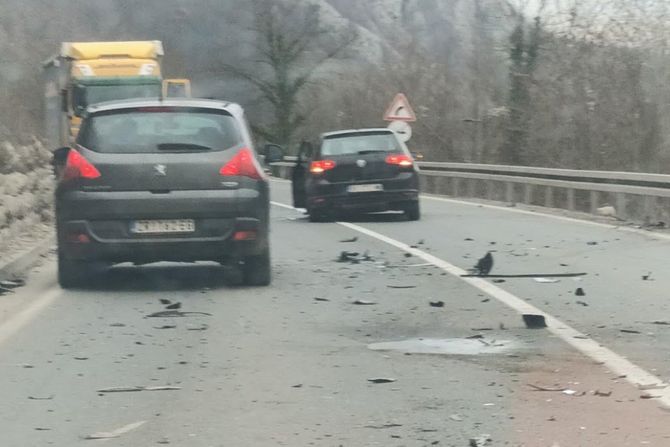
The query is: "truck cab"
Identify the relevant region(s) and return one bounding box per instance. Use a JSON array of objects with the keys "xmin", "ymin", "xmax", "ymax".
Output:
[{"xmin": 44, "ymin": 41, "xmax": 165, "ymax": 148}]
